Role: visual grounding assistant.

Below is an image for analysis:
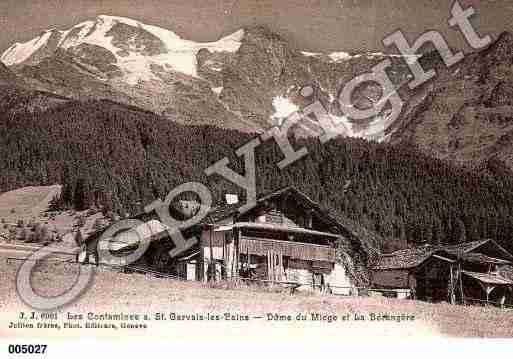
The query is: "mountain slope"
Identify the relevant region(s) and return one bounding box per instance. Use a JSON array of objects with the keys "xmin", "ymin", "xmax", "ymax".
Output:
[
  {"xmin": 391, "ymin": 32, "xmax": 513, "ymax": 171},
  {"xmin": 0, "ymin": 61, "xmax": 22, "ymax": 87},
  {"xmin": 1, "ymin": 15, "xmax": 413, "ymax": 136},
  {"xmin": 0, "ymin": 81, "xmax": 69, "ymax": 116}
]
